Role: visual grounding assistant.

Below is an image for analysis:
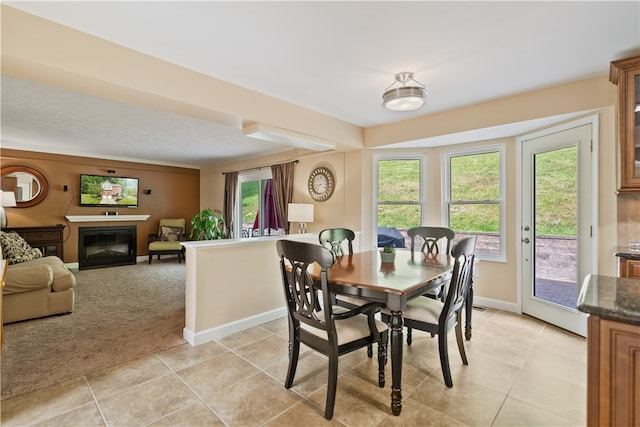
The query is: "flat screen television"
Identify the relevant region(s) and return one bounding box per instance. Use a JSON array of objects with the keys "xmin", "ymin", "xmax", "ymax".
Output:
[{"xmin": 80, "ymin": 174, "xmax": 139, "ymax": 207}]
